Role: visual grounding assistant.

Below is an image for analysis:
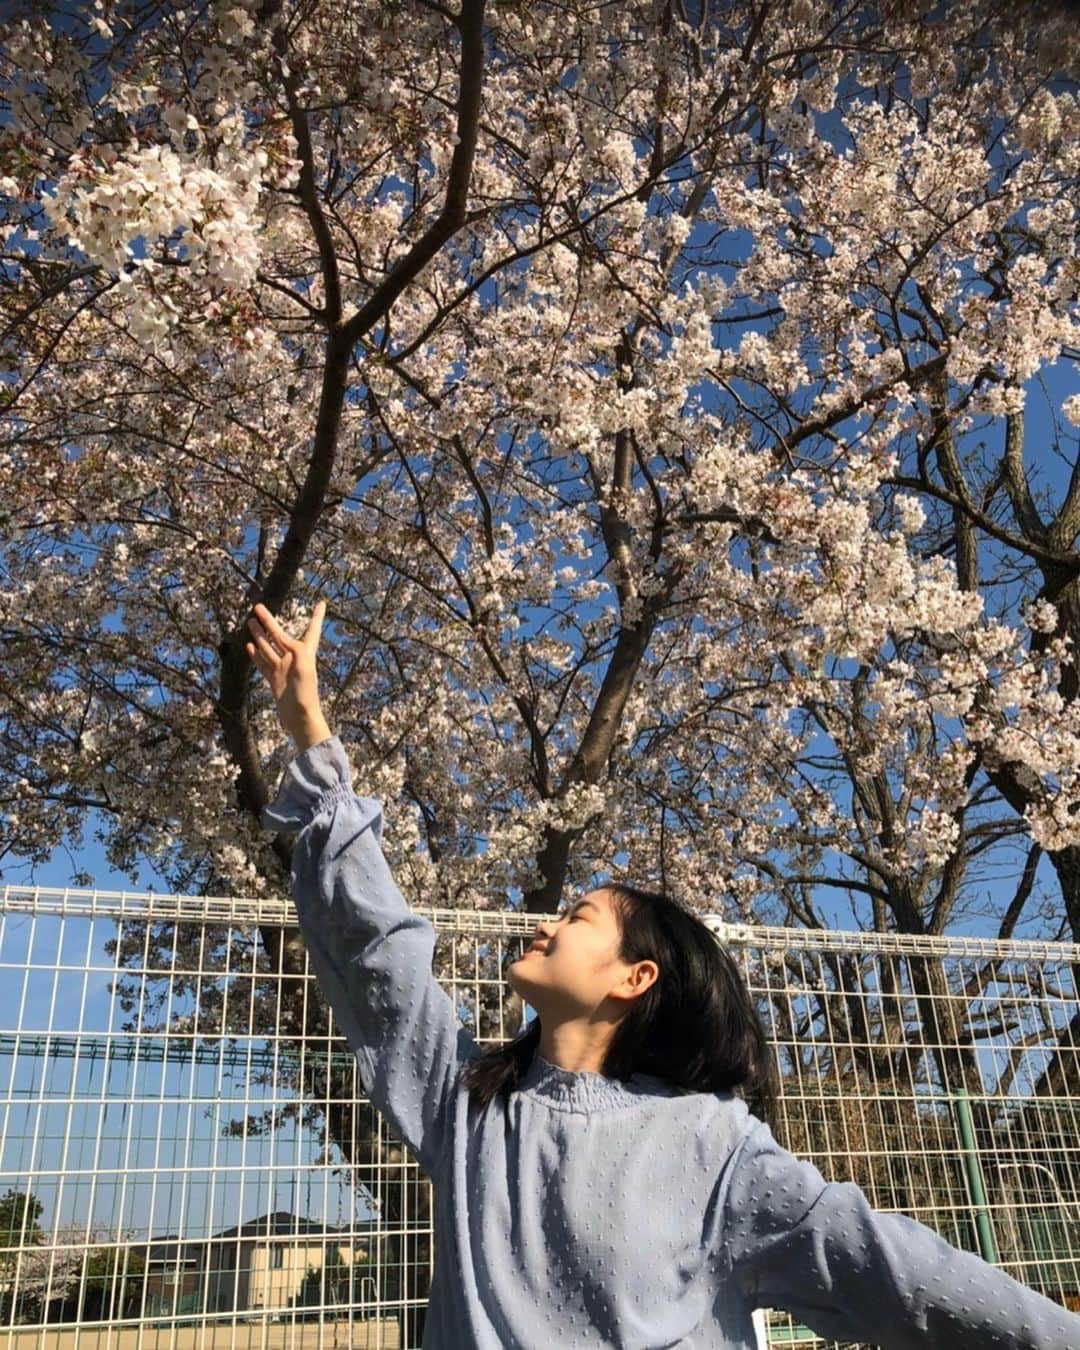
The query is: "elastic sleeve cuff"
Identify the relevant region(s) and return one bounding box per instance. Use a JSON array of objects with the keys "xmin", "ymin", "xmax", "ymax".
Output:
[{"xmin": 259, "ymin": 734, "xmax": 355, "ymax": 834}]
